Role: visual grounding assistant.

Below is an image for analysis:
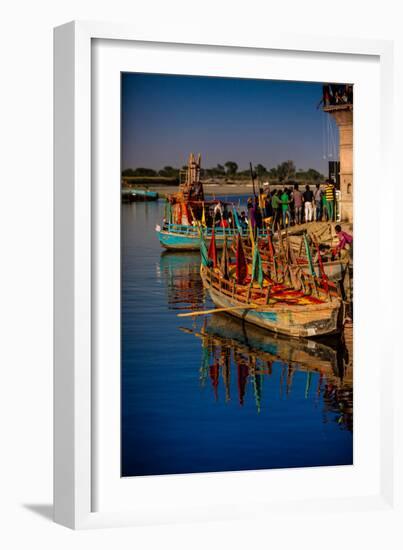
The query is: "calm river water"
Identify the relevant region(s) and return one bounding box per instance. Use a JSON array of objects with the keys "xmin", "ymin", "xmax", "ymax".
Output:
[{"xmin": 121, "ymin": 198, "xmax": 353, "ymax": 477}]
